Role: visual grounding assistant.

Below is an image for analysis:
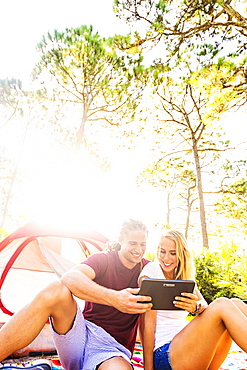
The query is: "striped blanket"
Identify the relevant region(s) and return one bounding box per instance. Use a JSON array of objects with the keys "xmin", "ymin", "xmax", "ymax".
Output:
[{"xmin": 1, "ymin": 343, "xmax": 247, "ymax": 369}]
